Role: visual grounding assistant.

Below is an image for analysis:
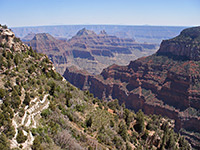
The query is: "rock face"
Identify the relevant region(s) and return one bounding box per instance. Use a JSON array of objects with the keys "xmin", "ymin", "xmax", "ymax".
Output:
[
  {"xmin": 0, "ymin": 27, "xmax": 27, "ymax": 52},
  {"xmin": 63, "ymin": 26, "xmax": 200, "ymax": 149},
  {"xmin": 26, "ymin": 28, "xmax": 158, "ymax": 75},
  {"xmin": 157, "ymin": 26, "xmax": 200, "ymax": 61}
]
